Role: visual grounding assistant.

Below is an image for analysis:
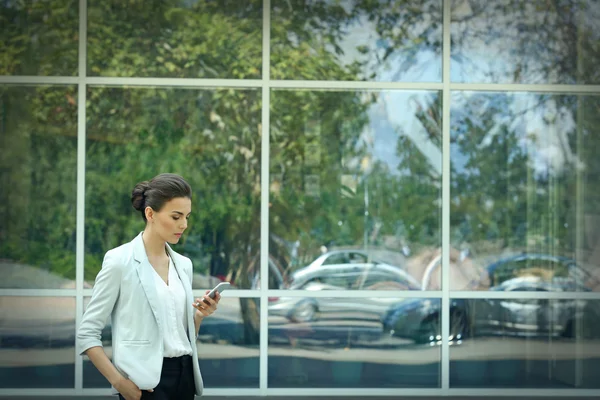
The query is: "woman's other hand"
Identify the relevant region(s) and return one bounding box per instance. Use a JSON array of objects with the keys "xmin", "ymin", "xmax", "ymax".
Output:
[{"xmin": 115, "ymin": 377, "xmax": 153, "ymax": 400}]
